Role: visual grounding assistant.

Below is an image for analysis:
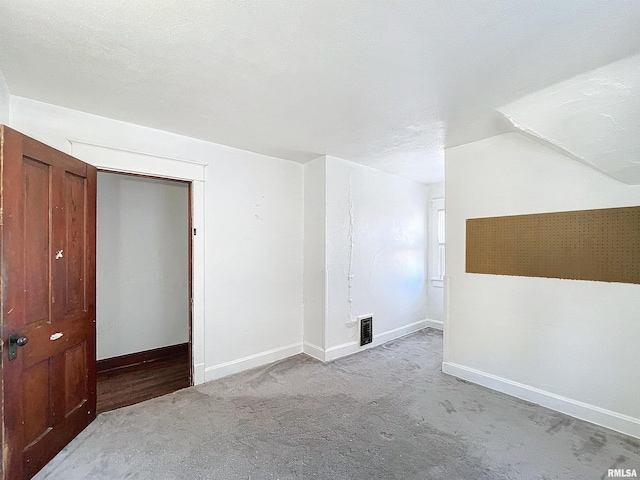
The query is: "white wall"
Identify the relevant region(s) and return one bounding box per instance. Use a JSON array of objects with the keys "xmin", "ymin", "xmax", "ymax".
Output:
[
  {"xmin": 303, "ymin": 157, "xmax": 327, "ymax": 359},
  {"xmin": 0, "ymin": 69, "xmax": 9, "ymax": 124},
  {"xmin": 427, "ymin": 182, "xmax": 445, "ymax": 325},
  {"xmin": 443, "ymin": 132, "xmax": 640, "ymax": 438},
  {"xmin": 206, "ymin": 140, "xmax": 303, "ymax": 378},
  {"xmin": 9, "ymin": 96, "xmax": 304, "ymax": 383},
  {"xmin": 8, "ymin": 95, "xmax": 428, "ymax": 379},
  {"xmin": 97, "ymin": 173, "xmax": 189, "ymax": 359},
  {"xmin": 324, "ymin": 156, "xmax": 429, "ymax": 359}
]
